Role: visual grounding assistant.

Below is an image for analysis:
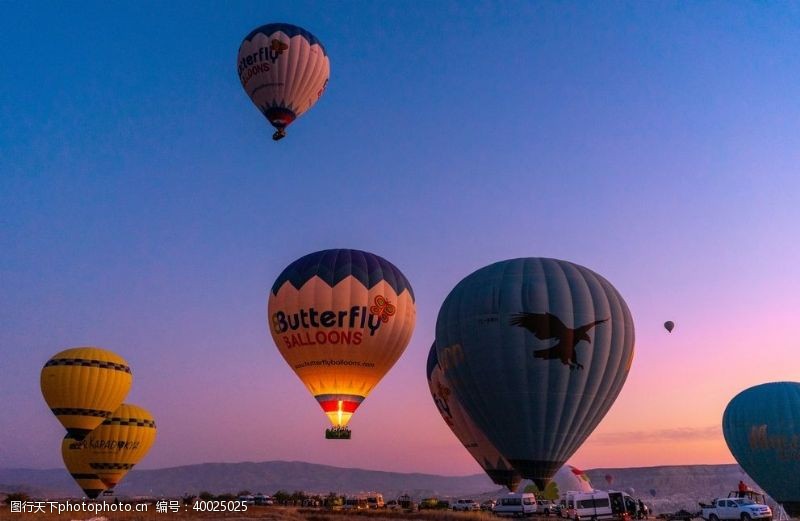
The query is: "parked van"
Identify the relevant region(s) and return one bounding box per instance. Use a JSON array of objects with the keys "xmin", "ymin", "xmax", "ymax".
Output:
[
  {"xmin": 366, "ymin": 494, "xmax": 385, "ymax": 509},
  {"xmin": 493, "ymin": 492, "xmax": 537, "ymax": 517},
  {"xmin": 561, "ymin": 490, "xmax": 632, "ymax": 521},
  {"xmin": 343, "ymin": 497, "xmax": 368, "ymax": 510}
]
